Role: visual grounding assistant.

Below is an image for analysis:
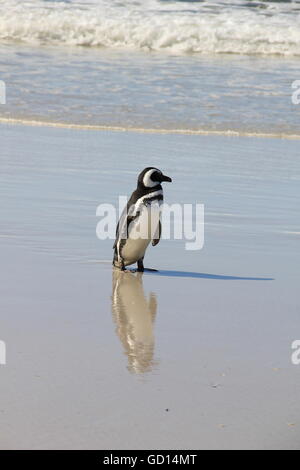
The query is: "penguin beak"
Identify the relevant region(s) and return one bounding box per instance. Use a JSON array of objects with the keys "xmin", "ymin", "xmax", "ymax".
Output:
[{"xmin": 161, "ymin": 174, "xmax": 172, "ymax": 183}]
